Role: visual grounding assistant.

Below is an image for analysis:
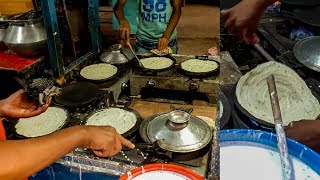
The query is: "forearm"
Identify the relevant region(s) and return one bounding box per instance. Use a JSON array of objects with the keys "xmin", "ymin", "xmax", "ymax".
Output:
[
  {"xmin": 0, "ymin": 126, "xmax": 88, "ymax": 179},
  {"xmin": 162, "ymin": 0, "xmax": 182, "ymax": 39},
  {"xmin": 114, "ymin": 0, "xmax": 128, "ymax": 23}
]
